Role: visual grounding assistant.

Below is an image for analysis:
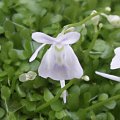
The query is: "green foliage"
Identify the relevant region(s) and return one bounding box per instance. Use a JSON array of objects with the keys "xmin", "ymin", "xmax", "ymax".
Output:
[
  {"xmin": 0, "ymin": 0, "xmax": 120, "ymax": 119},
  {"xmin": 0, "ymin": 107, "xmax": 5, "ymax": 118},
  {"xmin": 1, "ymin": 86, "xmax": 11, "ymax": 100}
]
